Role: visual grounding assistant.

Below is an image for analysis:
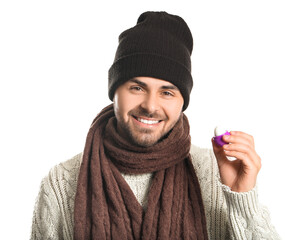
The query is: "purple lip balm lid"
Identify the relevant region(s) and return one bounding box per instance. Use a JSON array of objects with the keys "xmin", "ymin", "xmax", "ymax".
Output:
[{"xmin": 214, "ymin": 131, "xmax": 231, "ymax": 147}]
